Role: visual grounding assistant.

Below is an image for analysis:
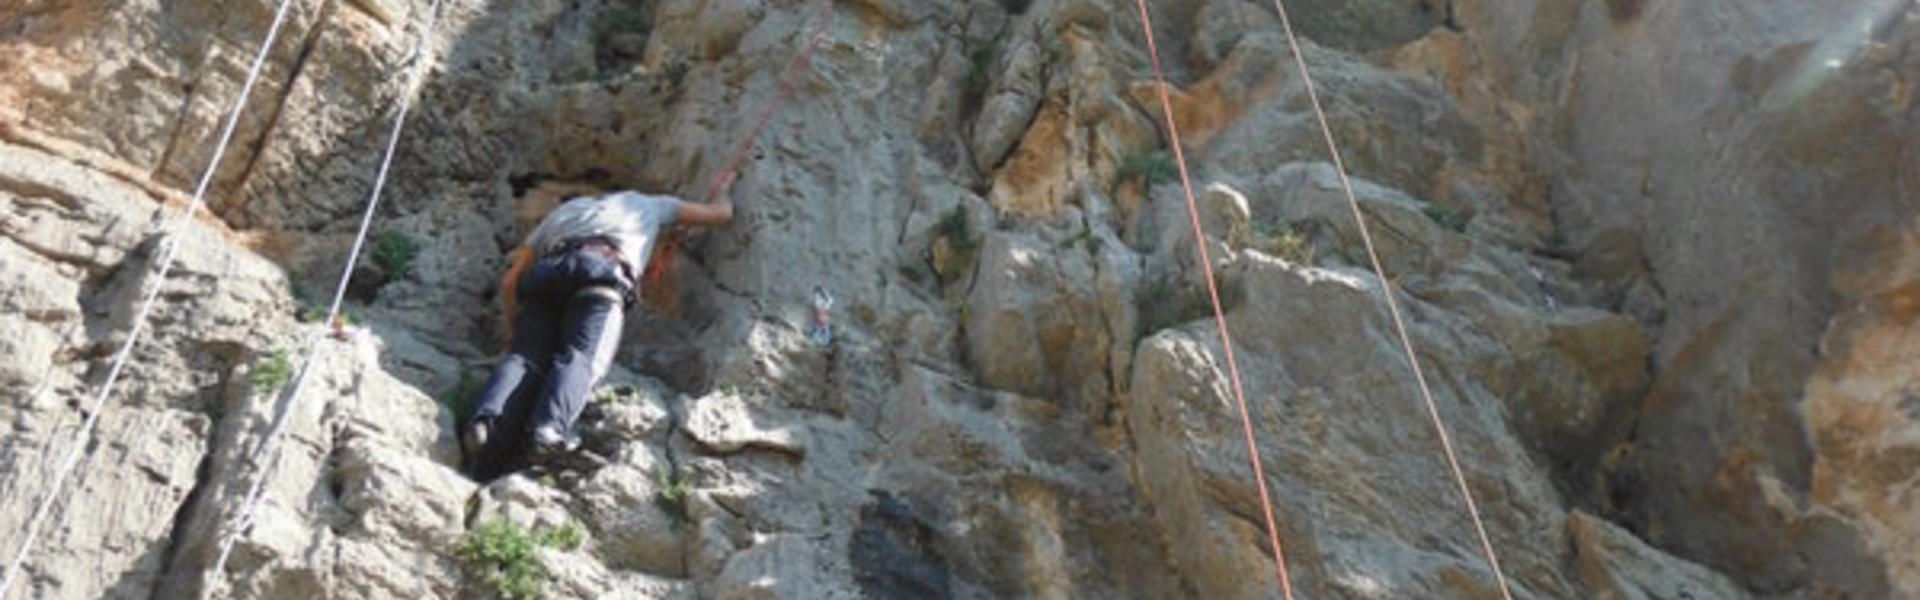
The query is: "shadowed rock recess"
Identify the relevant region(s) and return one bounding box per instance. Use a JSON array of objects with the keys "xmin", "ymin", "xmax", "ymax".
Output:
[{"xmin": 2, "ymin": 0, "xmax": 1915, "ymax": 597}]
